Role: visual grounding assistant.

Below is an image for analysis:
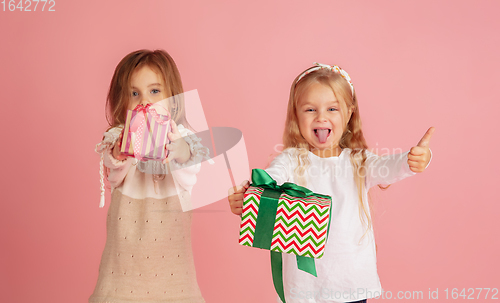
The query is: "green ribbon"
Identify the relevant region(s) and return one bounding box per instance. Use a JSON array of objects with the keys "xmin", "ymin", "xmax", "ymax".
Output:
[
  {"xmin": 251, "ymin": 169, "xmax": 320, "ymax": 198},
  {"xmin": 252, "ymin": 188, "xmax": 281, "ymax": 249},
  {"xmin": 250, "ymin": 169, "xmax": 331, "ymax": 303}
]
